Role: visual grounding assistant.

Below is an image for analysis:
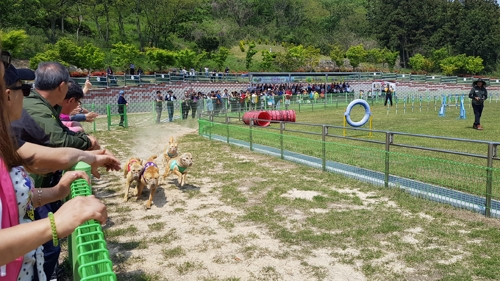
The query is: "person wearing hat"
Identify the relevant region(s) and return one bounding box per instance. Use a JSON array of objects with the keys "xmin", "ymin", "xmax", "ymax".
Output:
[
  {"xmin": 117, "ymin": 90, "xmax": 128, "ymax": 127},
  {"xmin": 469, "ymin": 78, "xmax": 488, "ymax": 130},
  {"xmin": 181, "ymin": 90, "xmax": 190, "ymax": 120},
  {"xmin": 155, "ymin": 90, "xmax": 164, "ymax": 123},
  {"xmin": 164, "ymin": 90, "xmax": 177, "ymax": 122},
  {"xmin": 4, "ymin": 63, "xmax": 35, "ymax": 120}
]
